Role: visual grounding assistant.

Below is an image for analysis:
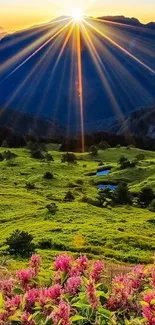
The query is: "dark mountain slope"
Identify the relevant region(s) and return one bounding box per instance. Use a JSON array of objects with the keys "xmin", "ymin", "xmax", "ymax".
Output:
[
  {"xmin": 116, "ymin": 106, "xmax": 155, "ymax": 138},
  {"xmin": 0, "ymin": 16, "xmax": 154, "ymax": 130}
]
